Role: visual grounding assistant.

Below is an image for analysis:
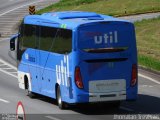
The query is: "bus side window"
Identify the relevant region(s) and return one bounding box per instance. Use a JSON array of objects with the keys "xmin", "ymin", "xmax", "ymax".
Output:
[
  {"xmin": 53, "ymin": 29, "xmax": 72, "ymax": 54},
  {"xmin": 39, "ymin": 26, "xmax": 72, "ymax": 54},
  {"xmin": 17, "ymin": 24, "xmax": 37, "ymax": 61},
  {"xmin": 22, "ymin": 25, "xmax": 37, "ymax": 49},
  {"xmin": 39, "ymin": 26, "xmax": 57, "ymax": 51}
]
